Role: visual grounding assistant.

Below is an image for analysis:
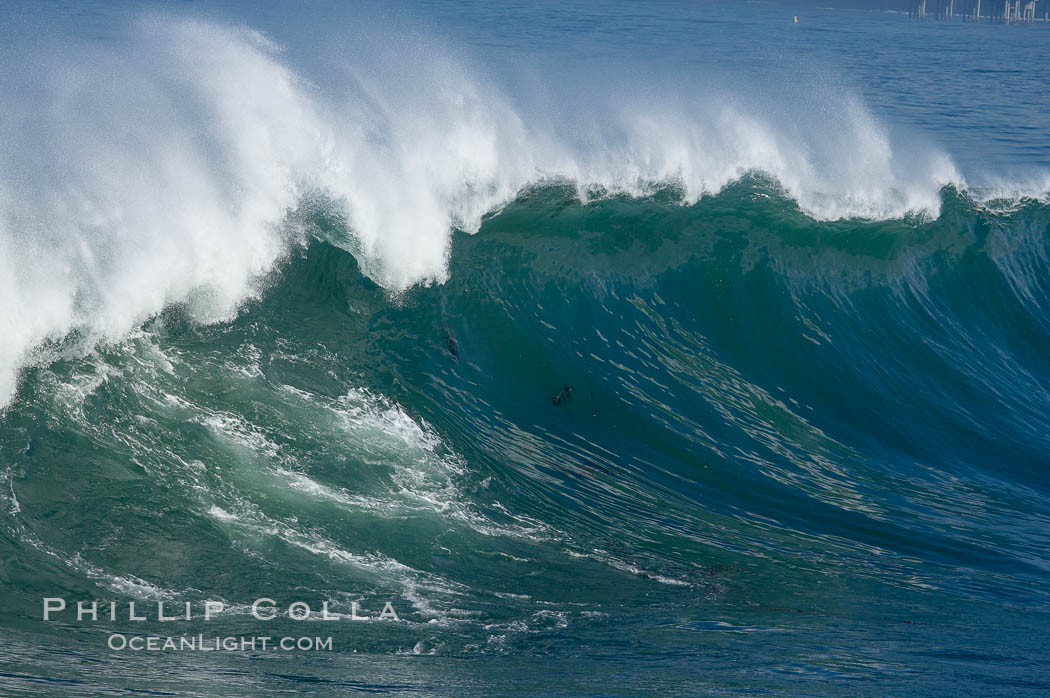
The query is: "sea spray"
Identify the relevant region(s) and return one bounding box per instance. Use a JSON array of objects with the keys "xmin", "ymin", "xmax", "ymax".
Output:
[{"xmin": 0, "ymin": 15, "xmax": 976, "ymax": 408}]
